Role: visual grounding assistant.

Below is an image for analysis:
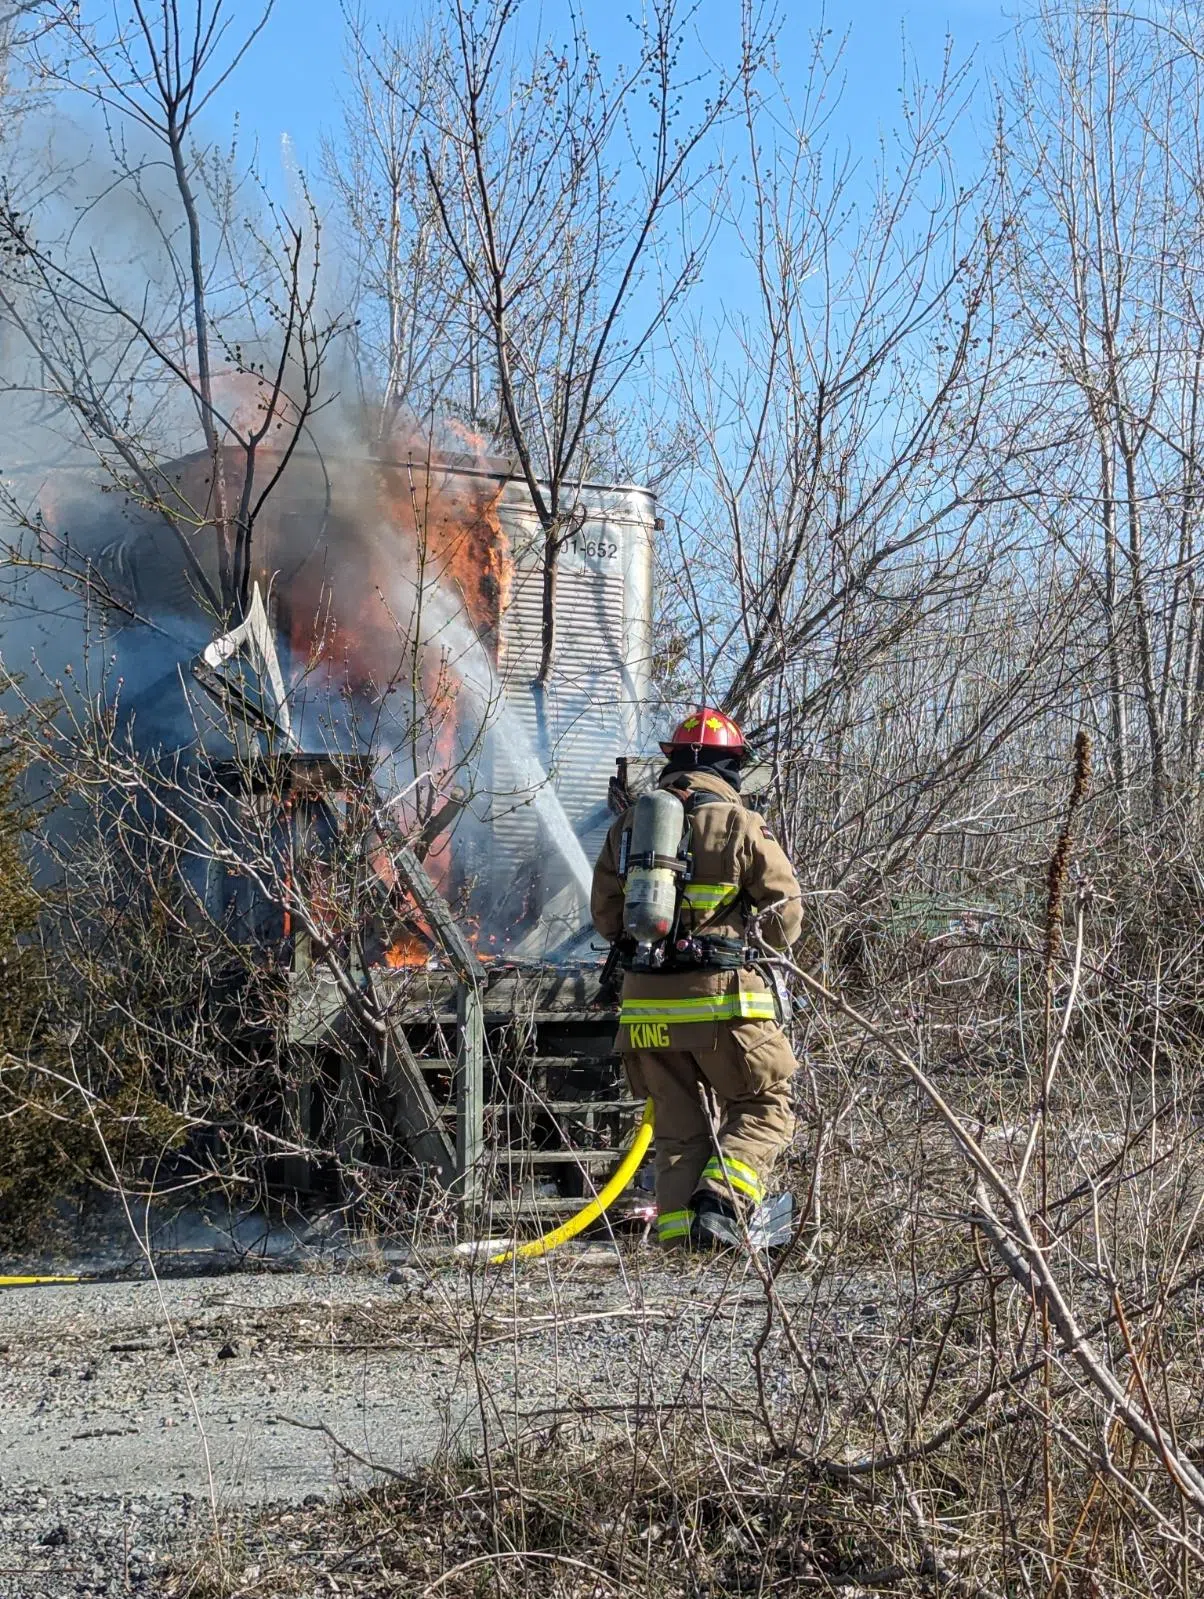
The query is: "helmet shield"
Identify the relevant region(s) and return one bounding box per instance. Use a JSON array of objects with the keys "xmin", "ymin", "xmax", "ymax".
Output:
[{"xmin": 659, "ymin": 707, "xmax": 748, "ymax": 760}]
